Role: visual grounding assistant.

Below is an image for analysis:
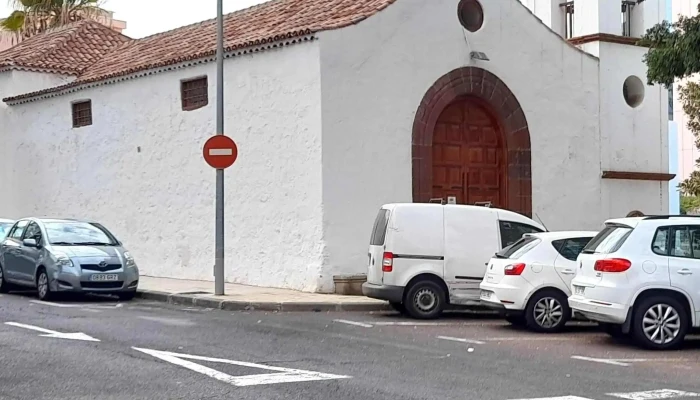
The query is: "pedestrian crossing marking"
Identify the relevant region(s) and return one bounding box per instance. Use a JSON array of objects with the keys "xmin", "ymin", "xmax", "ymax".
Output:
[{"xmin": 606, "ymin": 389, "xmax": 699, "ymax": 400}]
